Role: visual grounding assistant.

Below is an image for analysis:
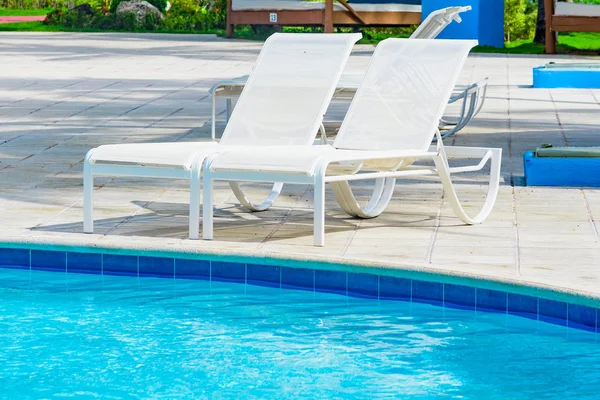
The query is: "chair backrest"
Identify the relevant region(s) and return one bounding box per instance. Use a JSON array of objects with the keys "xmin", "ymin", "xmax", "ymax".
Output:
[
  {"xmin": 333, "ymin": 39, "xmax": 476, "ymax": 152},
  {"xmin": 220, "ymin": 33, "xmax": 361, "ymax": 147},
  {"xmin": 411, "ymin": 6, "xmax": 471, "ymax": 39}
]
